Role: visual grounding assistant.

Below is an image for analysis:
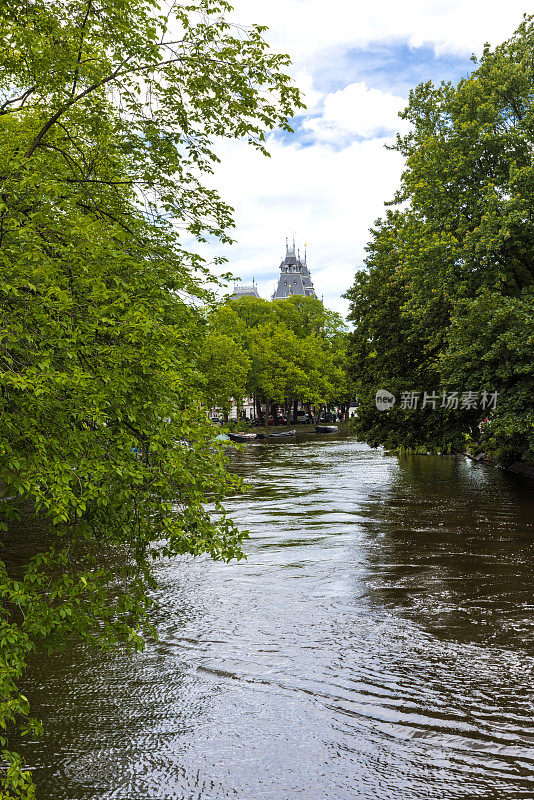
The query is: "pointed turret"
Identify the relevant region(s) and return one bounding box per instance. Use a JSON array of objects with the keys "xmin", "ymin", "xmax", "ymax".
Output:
[{"xmin": 272, "ymin": 237, "xmax": 316, "ymax": 299}]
